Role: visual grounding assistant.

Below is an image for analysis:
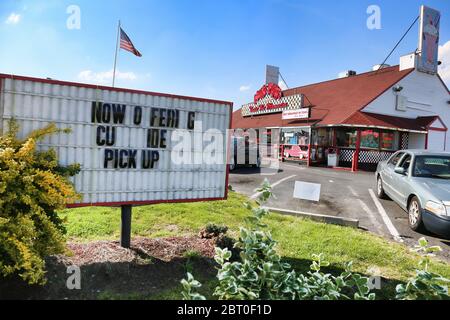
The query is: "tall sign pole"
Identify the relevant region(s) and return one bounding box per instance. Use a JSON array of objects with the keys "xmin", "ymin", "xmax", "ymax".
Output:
[{"xmin": 112, "ymin": 20, "xmax": 121, "ymax": 87}]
